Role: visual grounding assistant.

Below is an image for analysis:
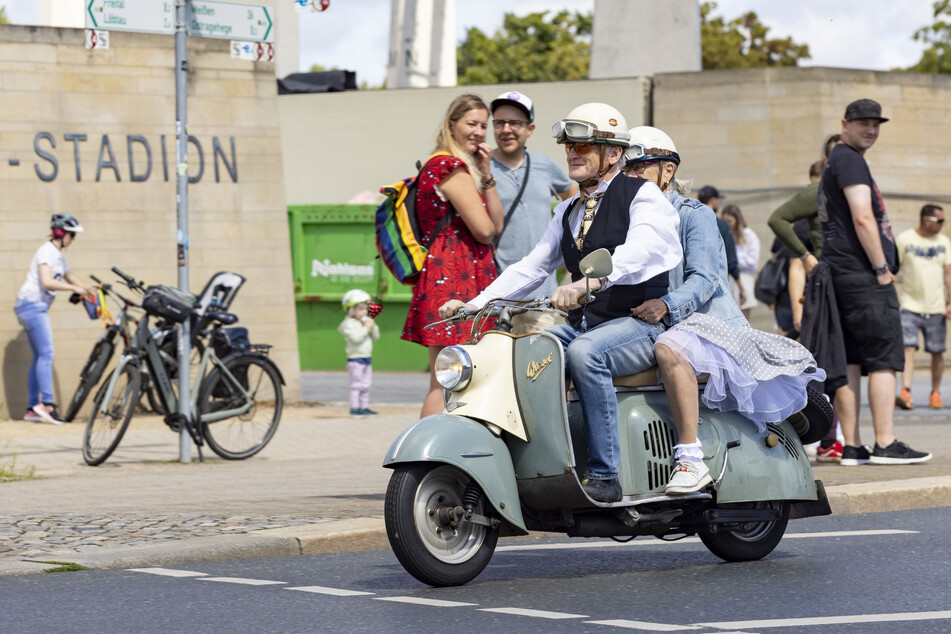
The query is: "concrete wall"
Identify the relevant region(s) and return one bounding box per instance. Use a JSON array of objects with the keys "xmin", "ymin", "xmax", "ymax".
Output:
[
  {"xmin": 0, "ymin": 25, "xmax": 299, "ymax": 419},
  {"xmin": 279, "ymin": 77, "xmax": 651, "ymax": 205}
]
